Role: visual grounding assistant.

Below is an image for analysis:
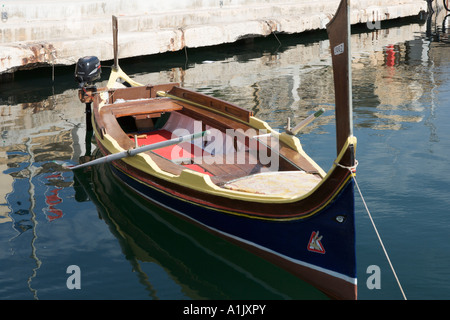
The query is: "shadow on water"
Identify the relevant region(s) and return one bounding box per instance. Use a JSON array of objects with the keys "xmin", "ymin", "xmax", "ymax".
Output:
[{"xmin": 73, "ymin": 146, "xmax": 327, "ymax": 300}]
